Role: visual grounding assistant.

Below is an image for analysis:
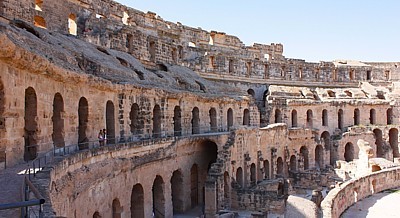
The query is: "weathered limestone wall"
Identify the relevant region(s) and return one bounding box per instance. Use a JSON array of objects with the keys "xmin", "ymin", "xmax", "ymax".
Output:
[
  {"xmin": 45, "ymin": 135, "xmax": 228, "ymax": 217},
  {"xmin": 321, "ymin": 166, "xmax": 400, "ymax": 218}
]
